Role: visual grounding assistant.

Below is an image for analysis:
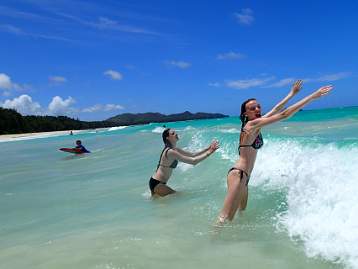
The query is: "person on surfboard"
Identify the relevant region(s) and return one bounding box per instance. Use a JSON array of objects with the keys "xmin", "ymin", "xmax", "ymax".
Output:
[
  {"xmin": 59, "ymin": 140, "xmax": 90, "ymax": 154},
  {"xmin": 75, "ymin": 140, "xmax": 90, "ymax": 153}
]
